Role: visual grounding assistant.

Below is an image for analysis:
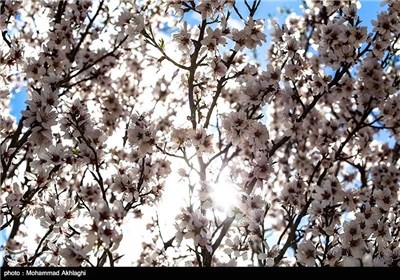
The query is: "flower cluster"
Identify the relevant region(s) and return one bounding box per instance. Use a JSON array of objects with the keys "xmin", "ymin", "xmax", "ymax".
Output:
[
  {"xmin": 128, "ymin": 114, "xmax": 157, "ymax": 157},
  {"xmin": 222, "ymin": 111, "xmax": 270, "ymax": 152}
]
